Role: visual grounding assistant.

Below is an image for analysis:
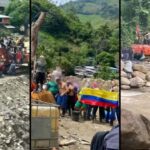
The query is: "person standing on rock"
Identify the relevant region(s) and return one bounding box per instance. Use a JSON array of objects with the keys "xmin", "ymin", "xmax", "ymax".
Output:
[{"xmin": 35, "ymin": 55, "xmax": 47, "ymax": 91}]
